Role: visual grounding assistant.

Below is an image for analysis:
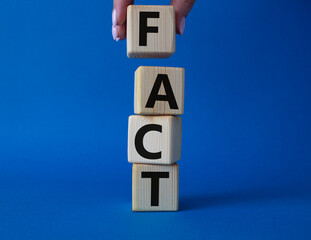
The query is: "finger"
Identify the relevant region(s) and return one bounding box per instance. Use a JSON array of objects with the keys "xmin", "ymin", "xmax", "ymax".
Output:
[
  {"xmin": 171, "ymin": 0, "xmax": 196, "ymax": 36},
  {"xmin": 112, "ymin": 24, "xmax": 126, "ymax": 41},
  {"xmin": 113, "ymin": 0, "xmax": 134, "ymax": 26}
]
